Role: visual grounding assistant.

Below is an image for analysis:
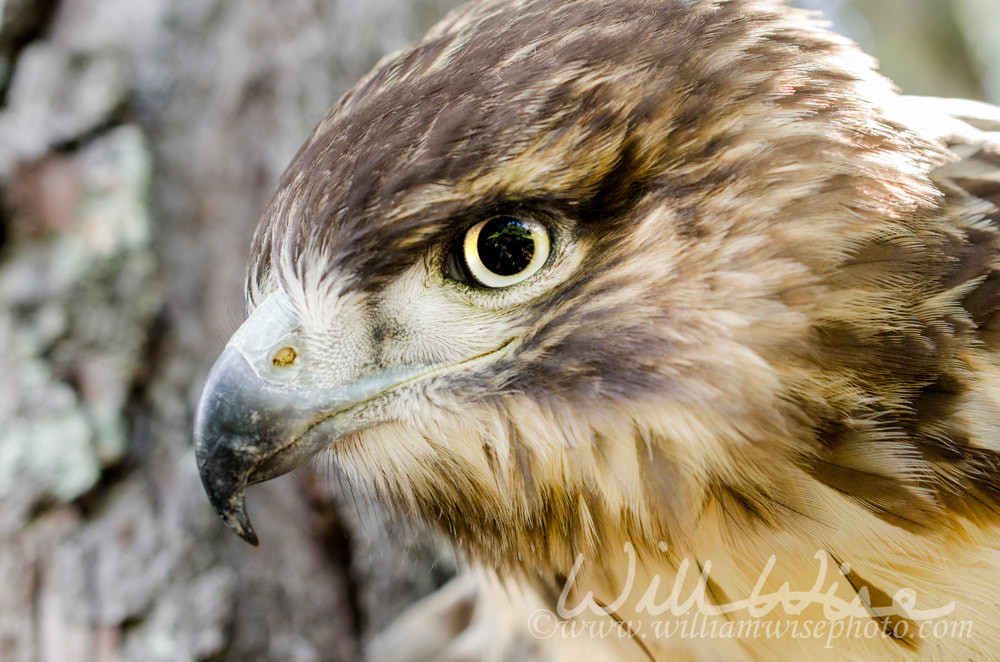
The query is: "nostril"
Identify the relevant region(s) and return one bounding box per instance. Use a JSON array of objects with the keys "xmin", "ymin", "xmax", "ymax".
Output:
[{"xmin": 272, "ymin": 347, "xmax": 297, "ymax": 368}]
